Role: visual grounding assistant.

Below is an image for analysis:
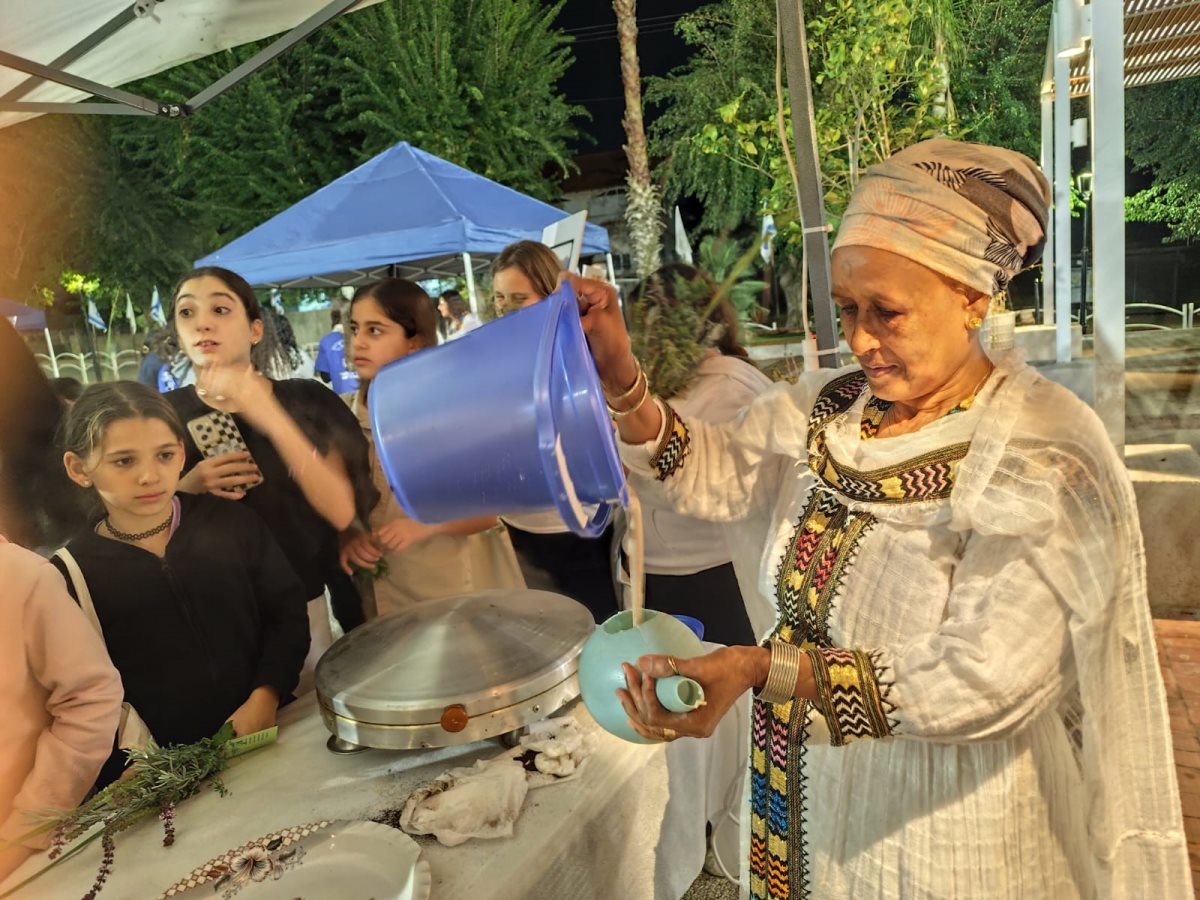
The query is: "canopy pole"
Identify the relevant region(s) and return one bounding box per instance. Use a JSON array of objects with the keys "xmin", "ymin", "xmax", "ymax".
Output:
[
  {"xmin": 43, "ymin": 328, "xmax": 60, "ymax": 377},
  {"xmin": 462, "ymin": 253, "xmax": 480, "ymax": 318},
  {"xmin": 777, "ymin": 0, "xmax": 839, "ymax": 368}
]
